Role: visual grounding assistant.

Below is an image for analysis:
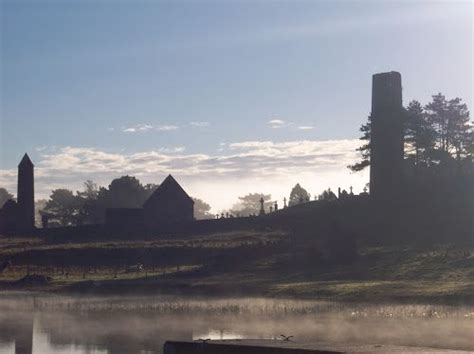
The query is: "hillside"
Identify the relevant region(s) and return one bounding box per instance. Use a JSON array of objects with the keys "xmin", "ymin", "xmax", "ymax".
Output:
[{"xmin": 0, "ymin": 230, "xmax": 473, "ymax": 304}]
